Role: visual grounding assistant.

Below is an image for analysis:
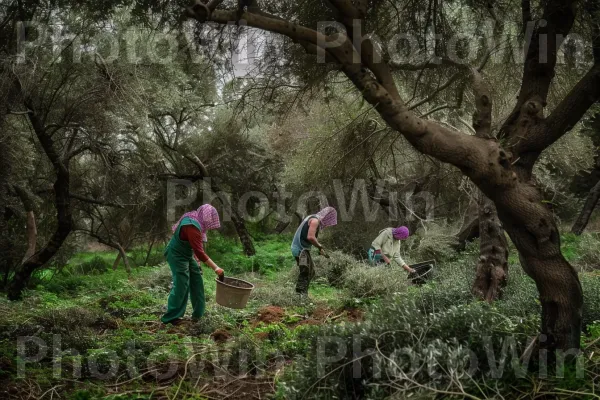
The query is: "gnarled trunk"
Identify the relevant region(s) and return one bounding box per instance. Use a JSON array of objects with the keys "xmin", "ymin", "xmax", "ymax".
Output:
[
  {"xmin": 7, "ymin": 103, "xmax": 73, "ymax": 300},
  {"xmin": 472, "ymin": 195, "xmax": 508, "ymax": 301},
  {"xmin": 571, "ymin": 180, "xmax": 600, "ymax": 235},
  {"xmin": 493, "ymin": 174, "xmax": 583, "ymax": 351}
]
